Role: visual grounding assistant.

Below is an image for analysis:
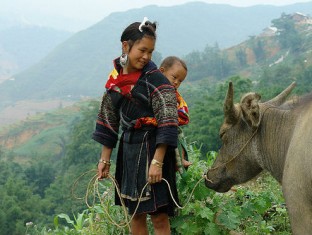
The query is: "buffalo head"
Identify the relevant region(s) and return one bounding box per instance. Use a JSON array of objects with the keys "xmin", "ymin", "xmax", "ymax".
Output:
[{"xmin": 204, "ymin": 81, "xmax": 296, "ymax": 192}]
